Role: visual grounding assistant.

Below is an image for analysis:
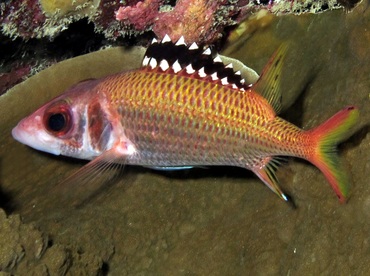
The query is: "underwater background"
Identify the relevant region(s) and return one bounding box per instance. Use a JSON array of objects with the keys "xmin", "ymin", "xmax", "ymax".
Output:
[{"xmin": 0, "ymin": 0, "xmax": 369, "ymax": 274}]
